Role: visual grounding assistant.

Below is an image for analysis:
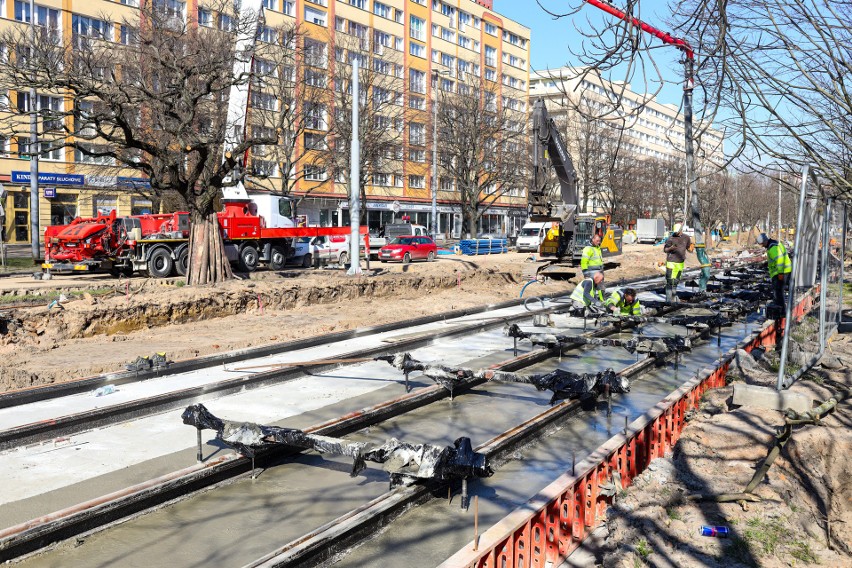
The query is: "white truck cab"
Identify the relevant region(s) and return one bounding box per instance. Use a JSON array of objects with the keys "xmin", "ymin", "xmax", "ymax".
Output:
[{"xmin": 247, "ymin": 191, "xmax": 295, "ymax": 229}]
